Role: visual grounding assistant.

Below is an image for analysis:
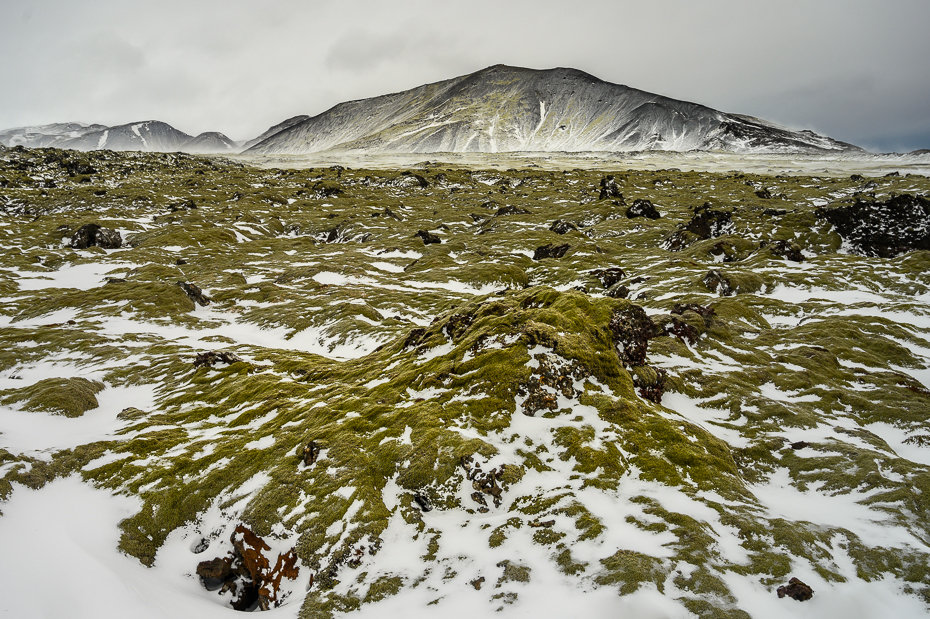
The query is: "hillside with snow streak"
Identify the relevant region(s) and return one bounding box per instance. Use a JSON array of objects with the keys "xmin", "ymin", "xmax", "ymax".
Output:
[{"xmin": 246, "ymin": 65, "xmax": 862, "ymax": 155}]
